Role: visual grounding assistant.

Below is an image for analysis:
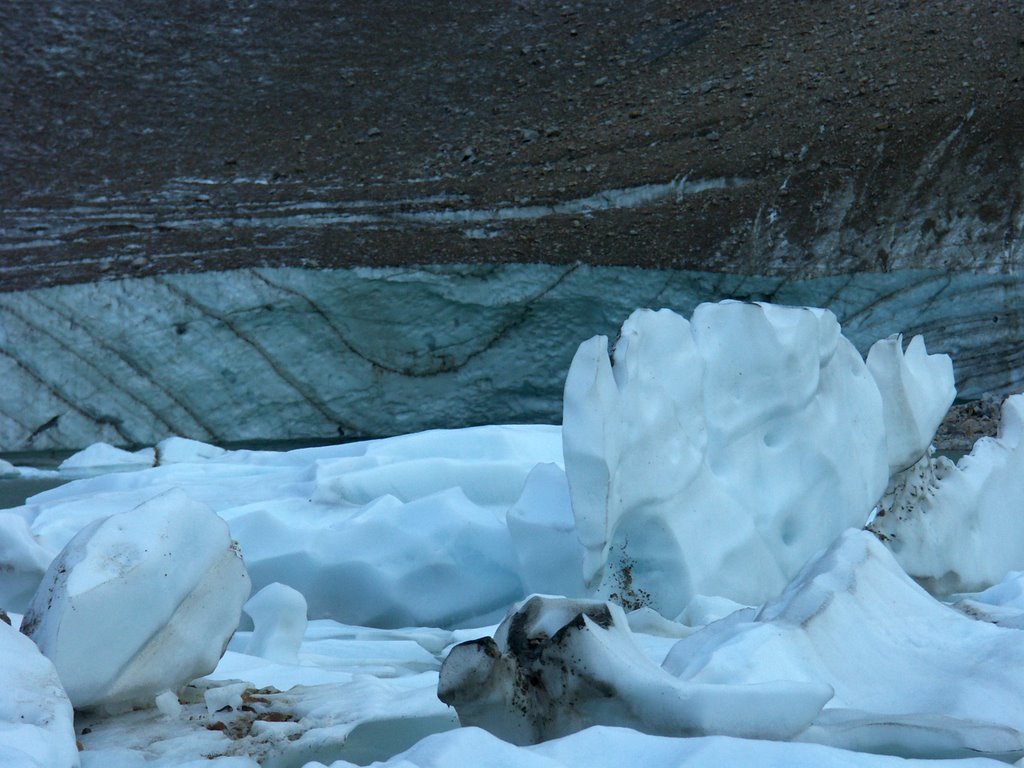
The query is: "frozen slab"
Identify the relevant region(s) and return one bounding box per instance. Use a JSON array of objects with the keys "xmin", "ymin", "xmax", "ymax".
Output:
[
  {"xmin": 870, "ymin": 394, "xmax": 1024, "ymax": 593},
  {"xmin": 562, "ymin": 302, "xmax": 906, "ymax": 614},
  {"xmin": 306, "ymin": 725, "xmax": 1008, "ymax": 768},
  {"xmin": 662, "ymin": 529, "xmax": 1024, "ymax": 758},
  {"xmin": 438, "ymin": 595, "xmax": 831, "ymax": 745},
  {"xmin": 312, "ymin": 423, "xmax": 563, "ymax": 509},
  {"xmin": 21, "ymin": 488, "xmax": 251, "ymax": 710},
  {"xmin": 0, "ymin": 618, "xmax": 79, "ymax": 768}
]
